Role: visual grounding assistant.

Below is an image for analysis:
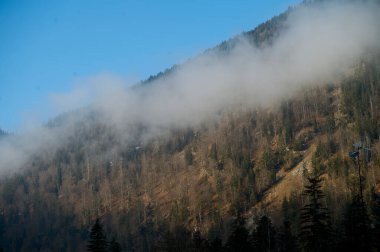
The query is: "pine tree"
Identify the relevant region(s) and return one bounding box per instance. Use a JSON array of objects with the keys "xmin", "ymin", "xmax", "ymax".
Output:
[
  {"xmin": 278, "ymin": 220, "xmax": 297, "ymax": 252},
  {"xmin": 372, "ymin": 192, "xmax": 380, "ymax": 251},
  {"xmin": 208, "ymin": 237, "xmax": 223, "ymax": 251},
  {"xmin": 341, "ymin": 195, "xmax": 371, "ymax": 252},
  {"xmin": 299, "ymin": 175, "xmax": 331, "ymax": 252},
  {"xmin": 251, "ymin": 215, "xmax": 277, "ymax": 252},
  {"xmin": 185, "ymin": 148, "xmax": 193, "ymax": 166},
  {"xmin": 225, "ymin": 217, "xmax": 252, "ymax": 251},
  {"xmin": 87, "ymin": 219, "xmax": 108, "ymax": 252},
  {"xmin": 156, "ymin": 226, "xmax": 192, "ymax": 252},
  {"xmin": 109, "ymin": 238, "xmax": 122, "ymax": 252},
  {"xmin": 282, "ymin": 197, "xmax": 290, "ymax": 220},
  {"xmin": 192, "ymin": 227, "xmax": 204, "ymax": 251}
]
